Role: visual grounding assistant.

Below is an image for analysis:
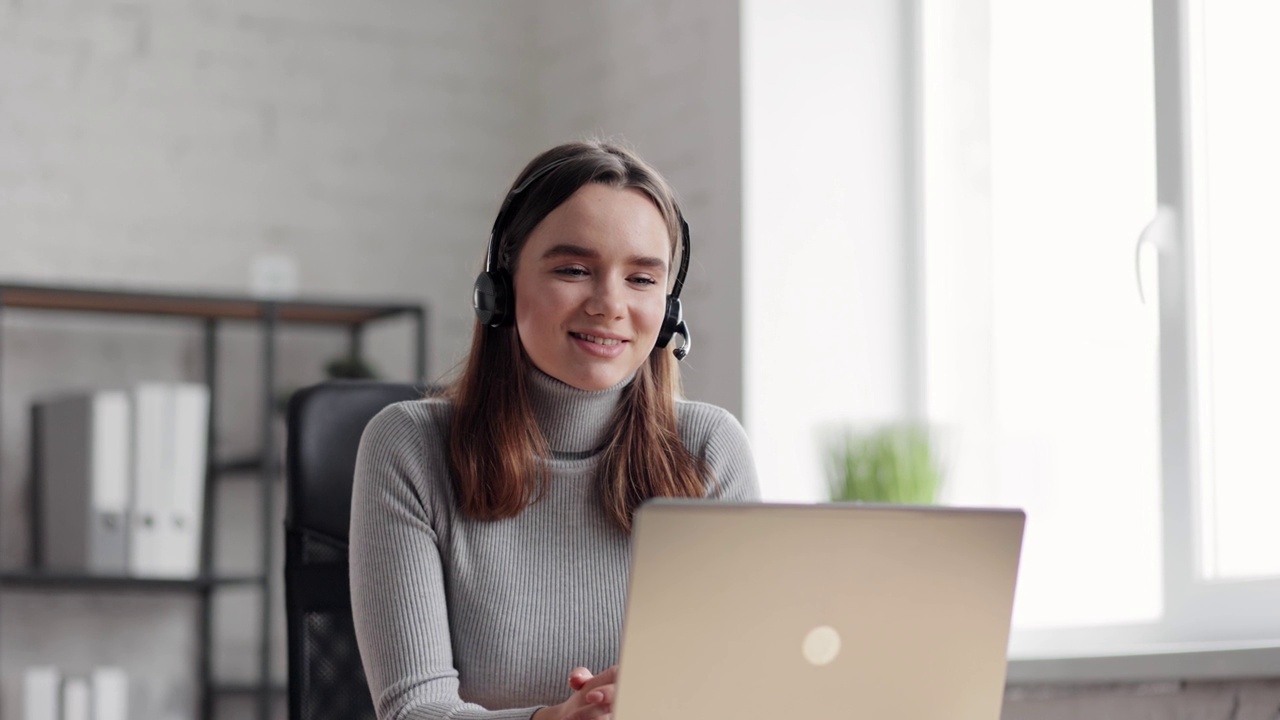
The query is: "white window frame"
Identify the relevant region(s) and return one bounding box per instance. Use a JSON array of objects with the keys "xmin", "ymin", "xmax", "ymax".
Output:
[
  {"xmin": 1152, "ymin": 0, "xmax": 1280, "ymax": 644},
  {"xmin": 915, "ymin": 0, "xmax": 1280, "ymax": 672}
]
